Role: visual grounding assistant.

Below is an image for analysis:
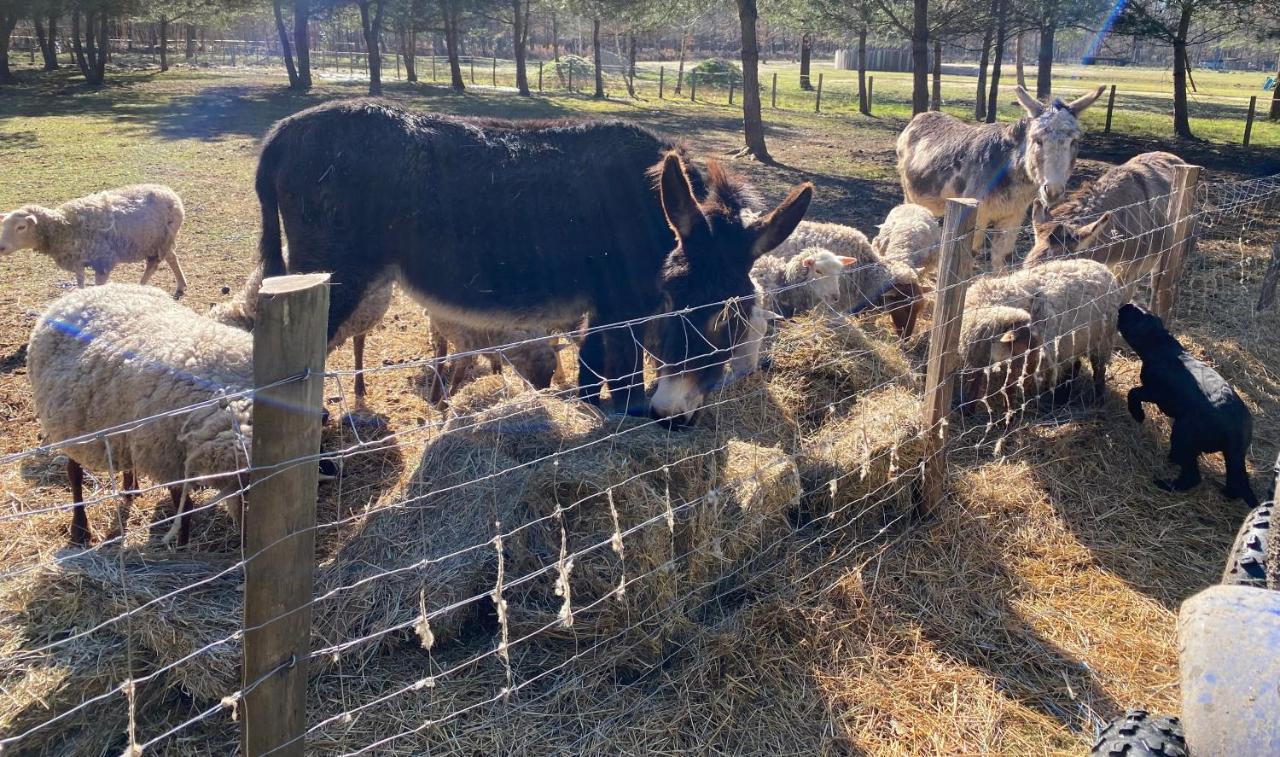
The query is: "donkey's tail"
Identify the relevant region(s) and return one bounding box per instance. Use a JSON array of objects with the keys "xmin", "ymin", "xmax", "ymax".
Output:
[{"xmin": 255, "ymin": 132, "xmax": 288, "ymax": 278}]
